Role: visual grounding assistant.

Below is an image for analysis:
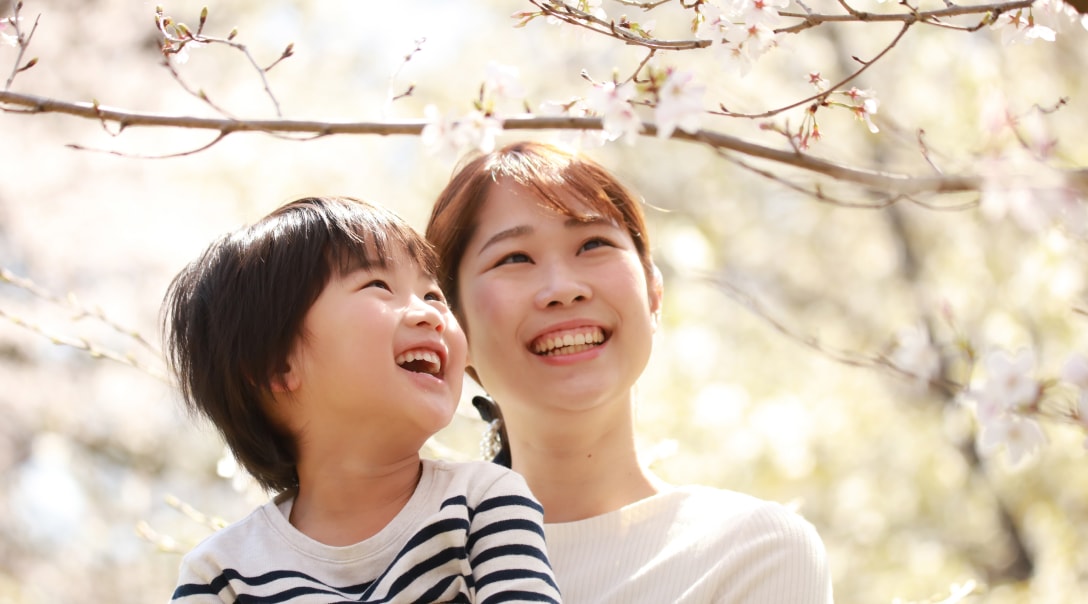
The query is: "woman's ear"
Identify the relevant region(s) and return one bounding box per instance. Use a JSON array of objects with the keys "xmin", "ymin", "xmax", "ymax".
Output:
[
  {"xmin": 465, "ymin": 365, "xmax": 483, "ymax": 389},
  {"xmin": 649, "ymin": 264, "xmax": 664, "ymax": 330}
]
